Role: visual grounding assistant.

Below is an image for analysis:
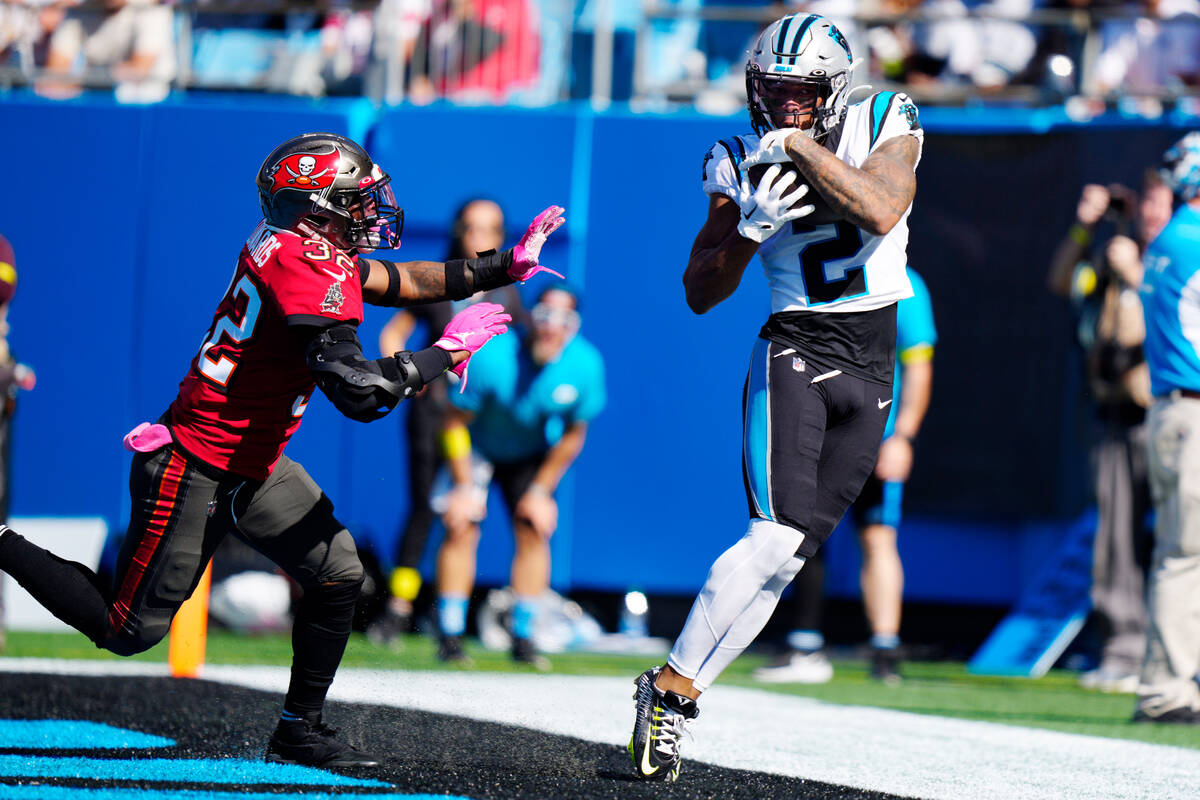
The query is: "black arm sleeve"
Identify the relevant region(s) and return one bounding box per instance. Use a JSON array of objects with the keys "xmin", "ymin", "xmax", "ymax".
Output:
[
  {"xmin": 301, "ymin": 324, "xmax": 453, "ymax": 422},
  {"xmin": 444, "ymin": 248, "xmax": 515, "ymax": 301}
]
